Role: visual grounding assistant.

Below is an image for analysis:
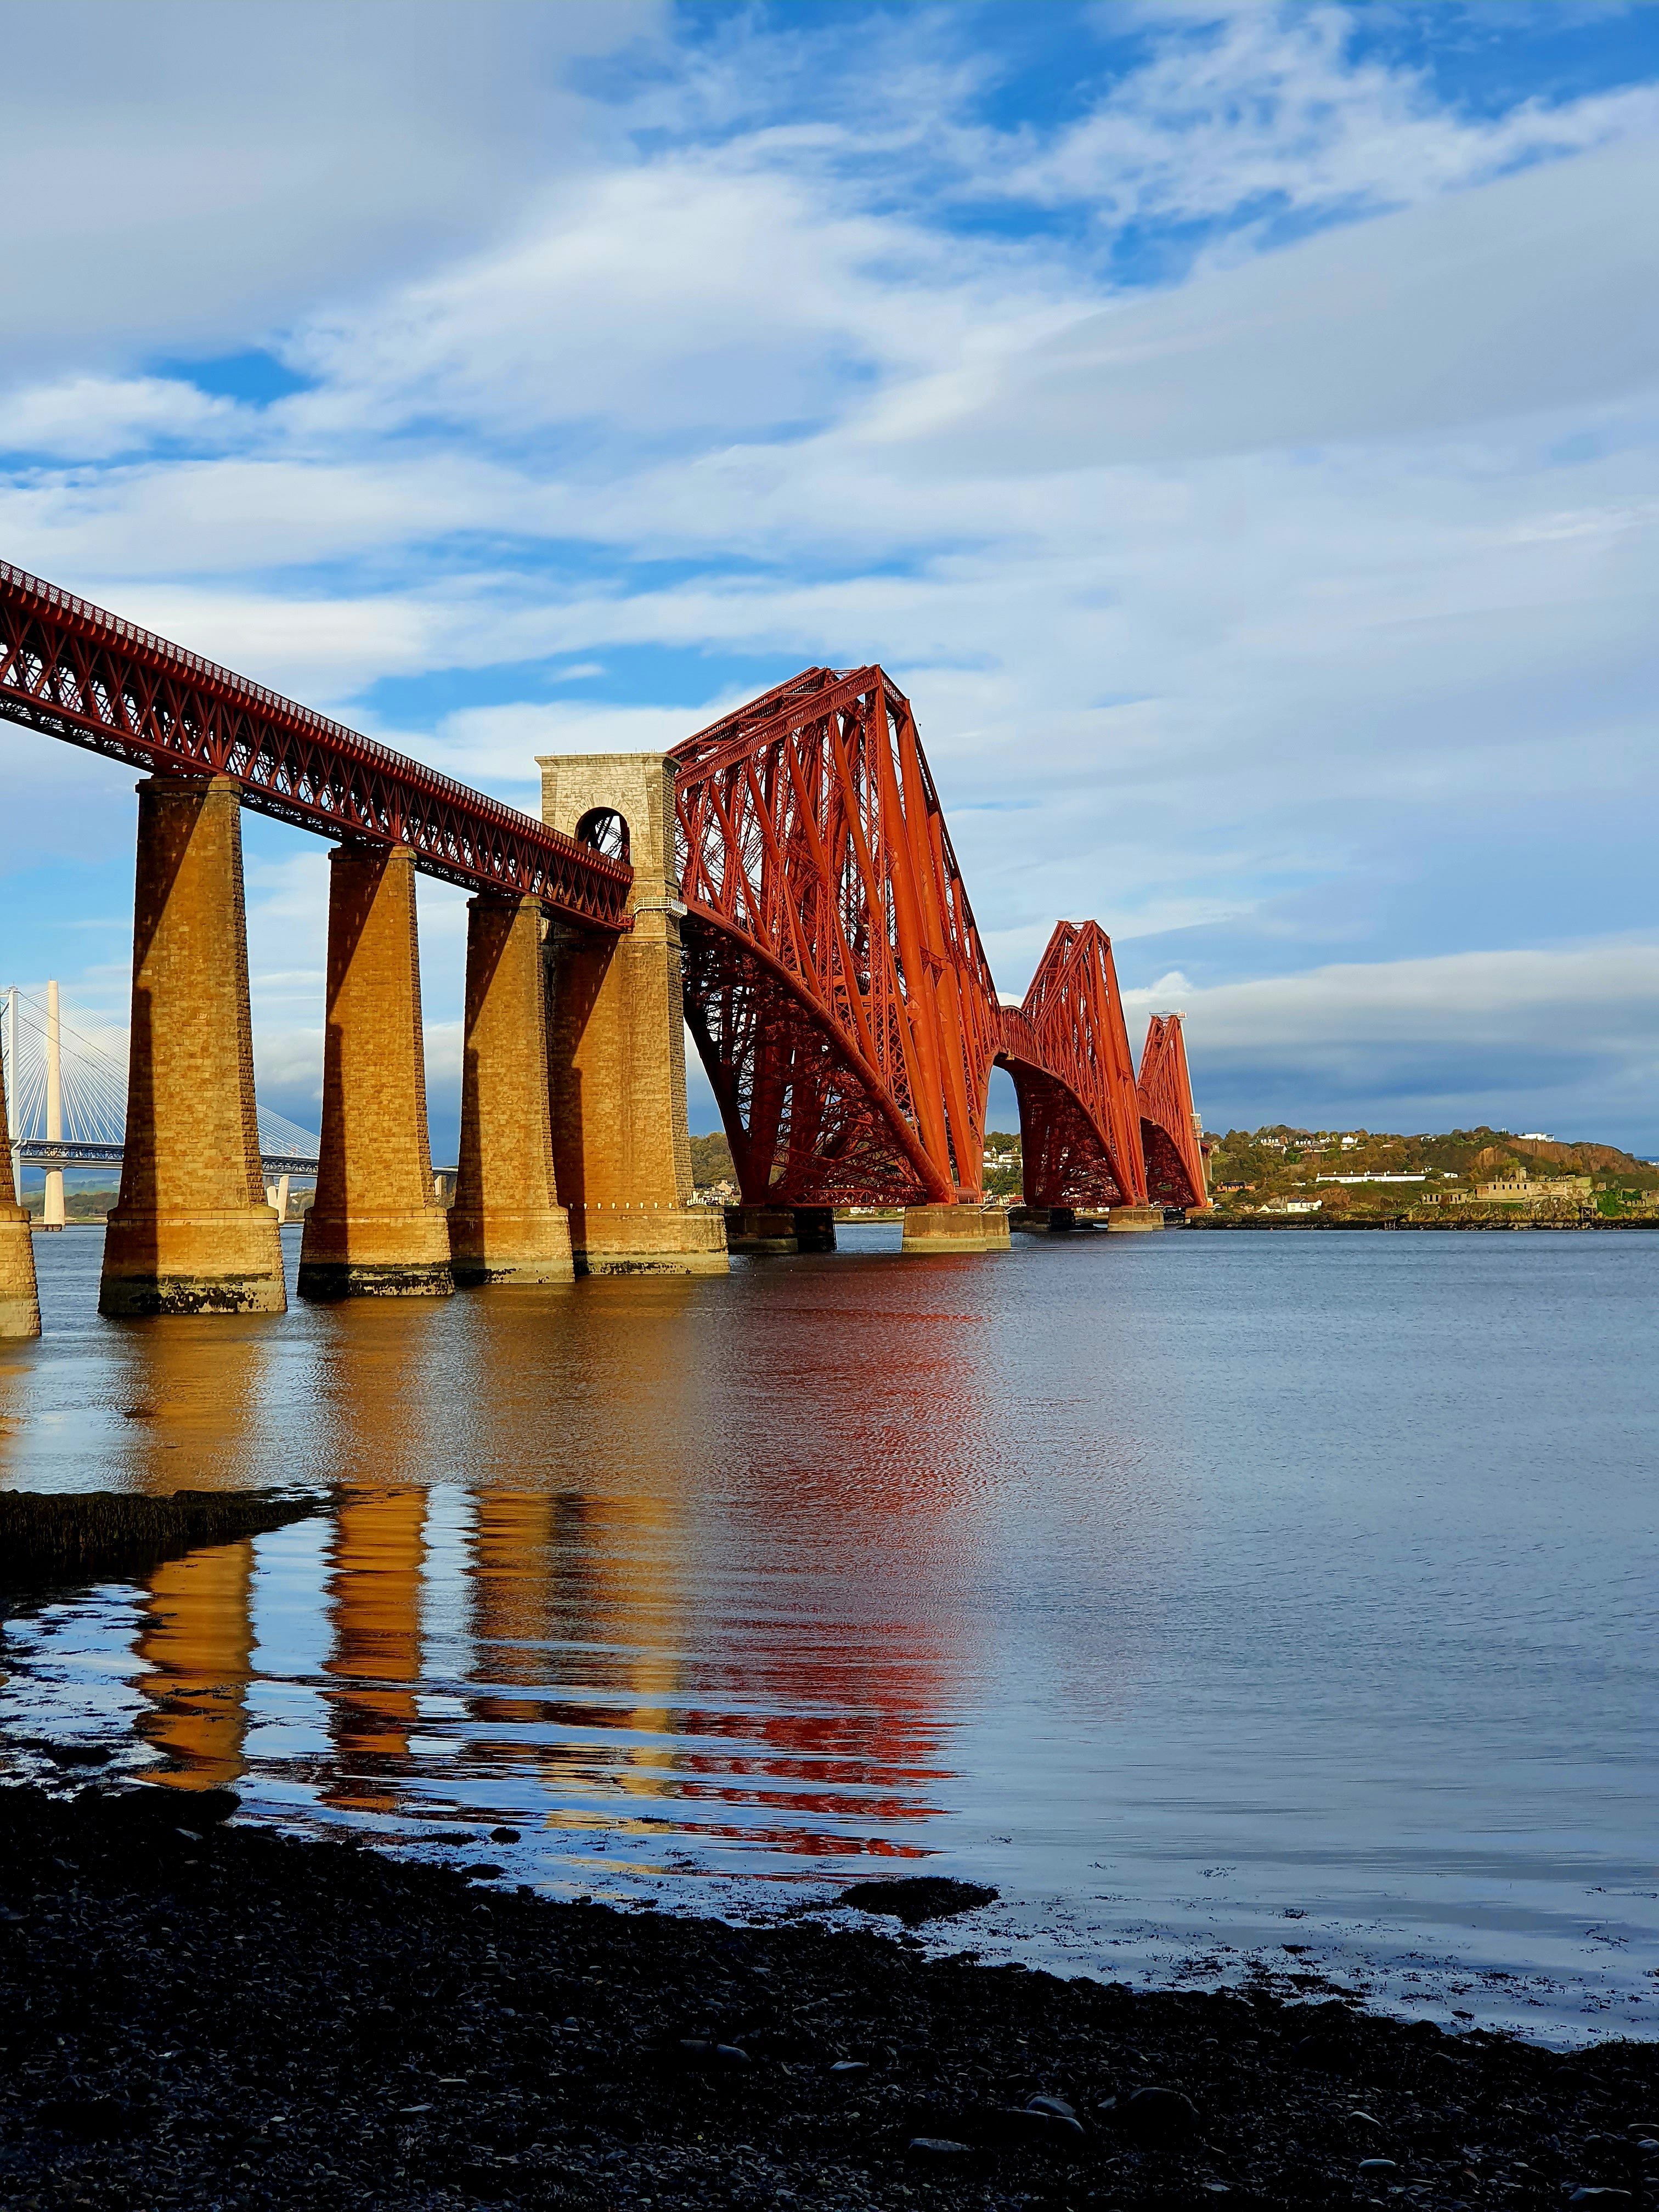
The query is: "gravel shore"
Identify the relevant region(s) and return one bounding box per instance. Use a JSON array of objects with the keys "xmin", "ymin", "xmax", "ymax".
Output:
[{"xmin": 2, "ymin": 1781, "xmax": 1655, "ymax": 2210}]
